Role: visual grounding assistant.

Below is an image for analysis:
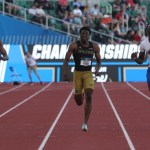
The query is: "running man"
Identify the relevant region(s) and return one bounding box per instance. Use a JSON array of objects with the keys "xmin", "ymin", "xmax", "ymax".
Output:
[
  {"xmin": 25, "ymin": 52, "xmax": 43, "ymax": 85},
  {"xmin": 131, "ymin": 25, "xmax": 150, "ymax": 91},
  {"xmin": 63, "ymin": 26, "xmax": 101, "ymax": 131},
  {"xmin": 0, "ymin": 40, "xmax": 9, "ymax": 61}
]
